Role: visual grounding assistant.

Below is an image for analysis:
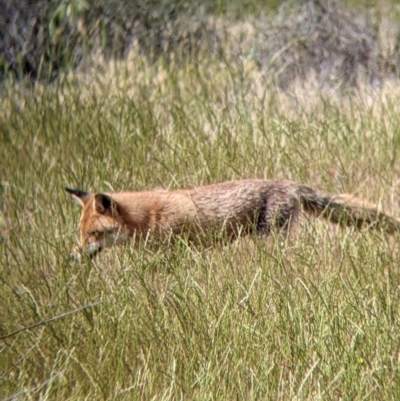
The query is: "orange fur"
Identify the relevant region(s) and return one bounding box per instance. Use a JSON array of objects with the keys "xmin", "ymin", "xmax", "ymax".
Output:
[{"xmin": 65, "ymin": 179, "xmax": 400, "ymax": 257}]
